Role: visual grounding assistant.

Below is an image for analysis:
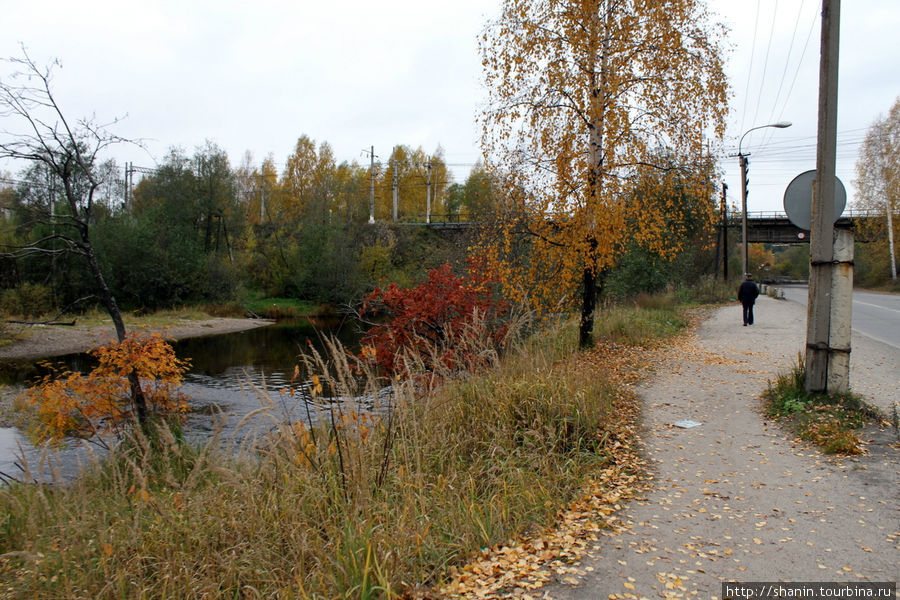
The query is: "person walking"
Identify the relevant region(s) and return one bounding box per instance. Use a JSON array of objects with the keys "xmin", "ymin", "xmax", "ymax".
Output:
[{"xmin": 738, "ymin": 273, "xmax": 760, "ymax": 326}]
